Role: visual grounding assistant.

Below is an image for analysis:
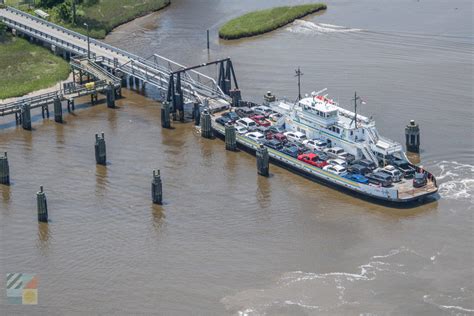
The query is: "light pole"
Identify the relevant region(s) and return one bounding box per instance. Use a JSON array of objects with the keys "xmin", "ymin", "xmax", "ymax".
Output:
[{"xmin": 83, "ymin": 23, "xmax": 90, "ymax": 59}]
